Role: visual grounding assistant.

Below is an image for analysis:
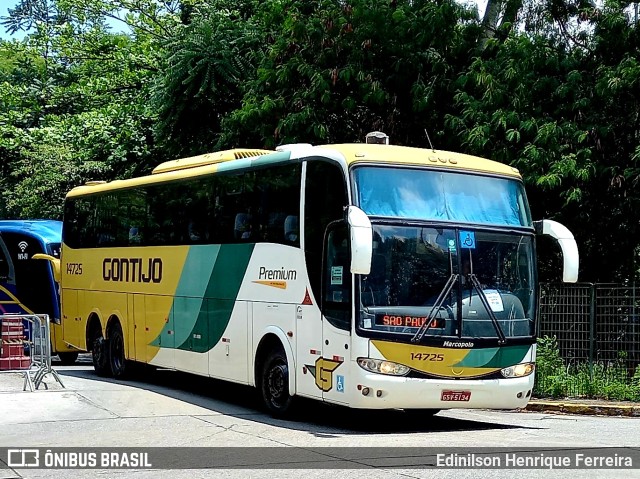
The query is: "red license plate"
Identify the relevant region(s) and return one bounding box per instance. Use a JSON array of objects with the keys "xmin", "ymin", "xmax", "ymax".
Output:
[{"xmin": 441, "ymin": 390, "xmax": 471, "ymax": 402}]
